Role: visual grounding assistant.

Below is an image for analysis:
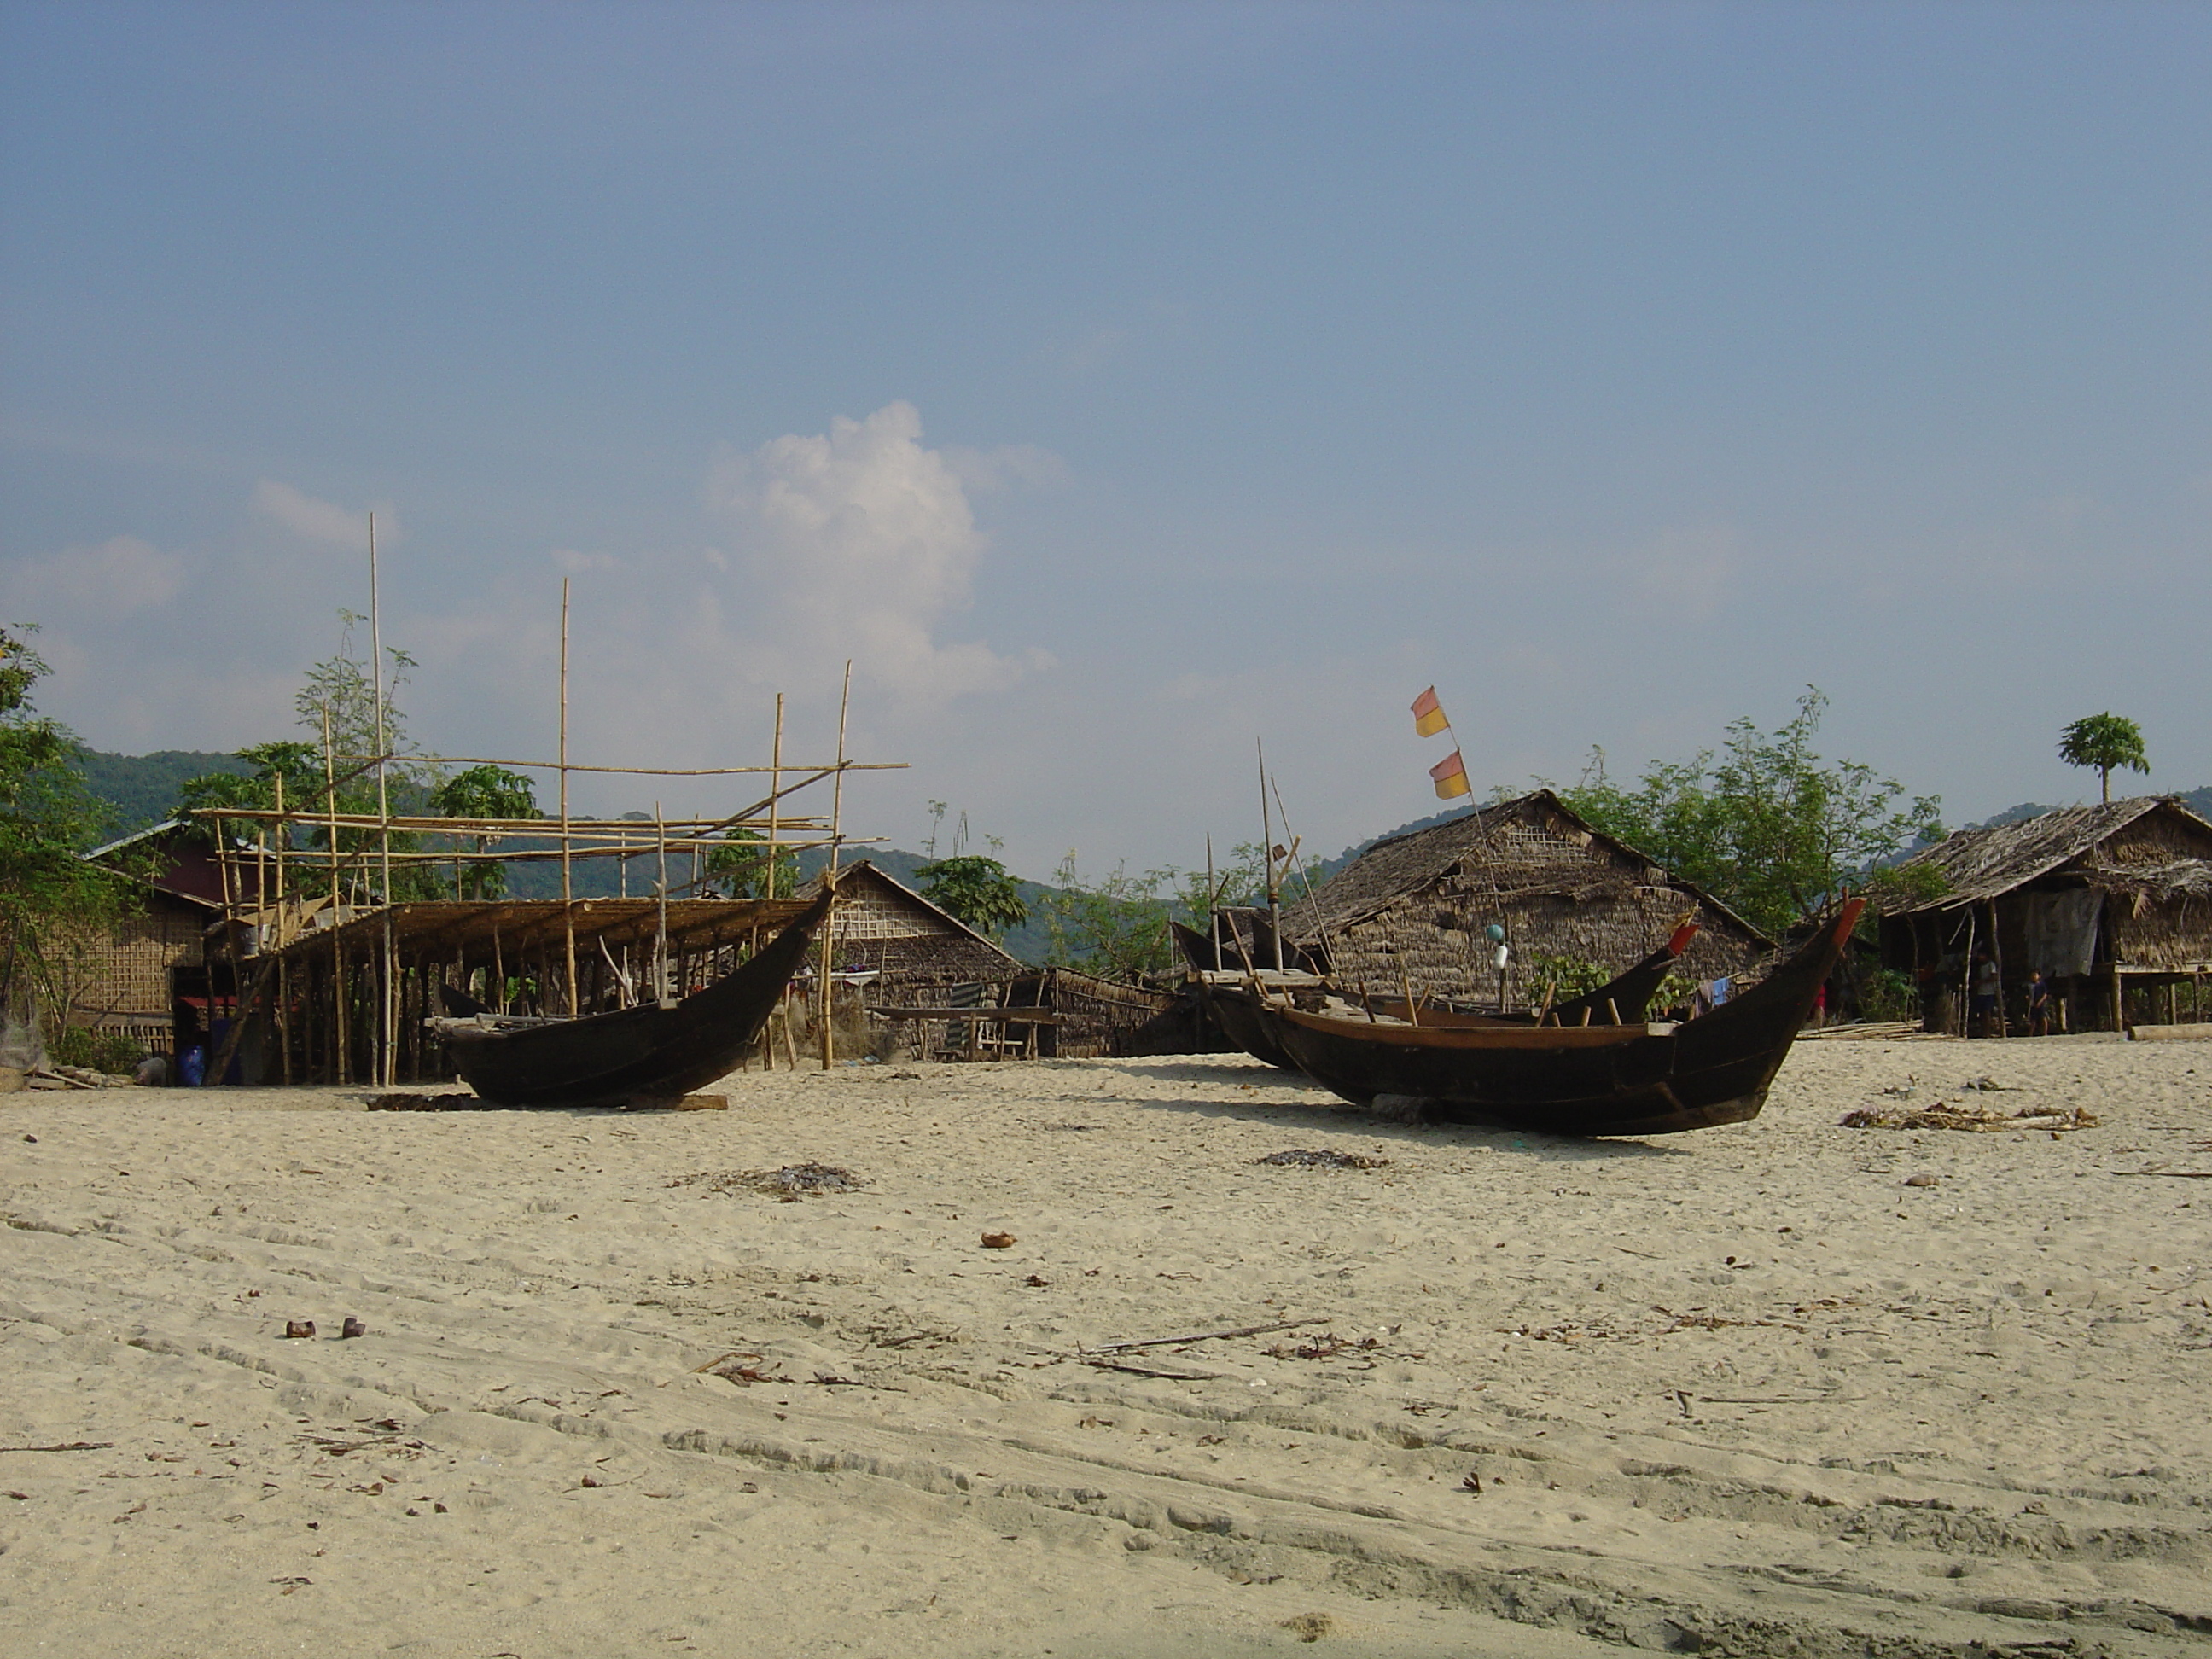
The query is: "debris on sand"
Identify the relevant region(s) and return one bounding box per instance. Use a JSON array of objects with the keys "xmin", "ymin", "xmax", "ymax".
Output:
[
  {"xmin": 1254, "ymin": 1149, "xmax": 1389, "ymax": 1169},
  {"xmin": 1839, "ymin": 1103, "xmax": 2098, "ymax": 1133},
  {"xmin": 671, "ymin": 1163, "xmax": 865, "ymax": 1196}
]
